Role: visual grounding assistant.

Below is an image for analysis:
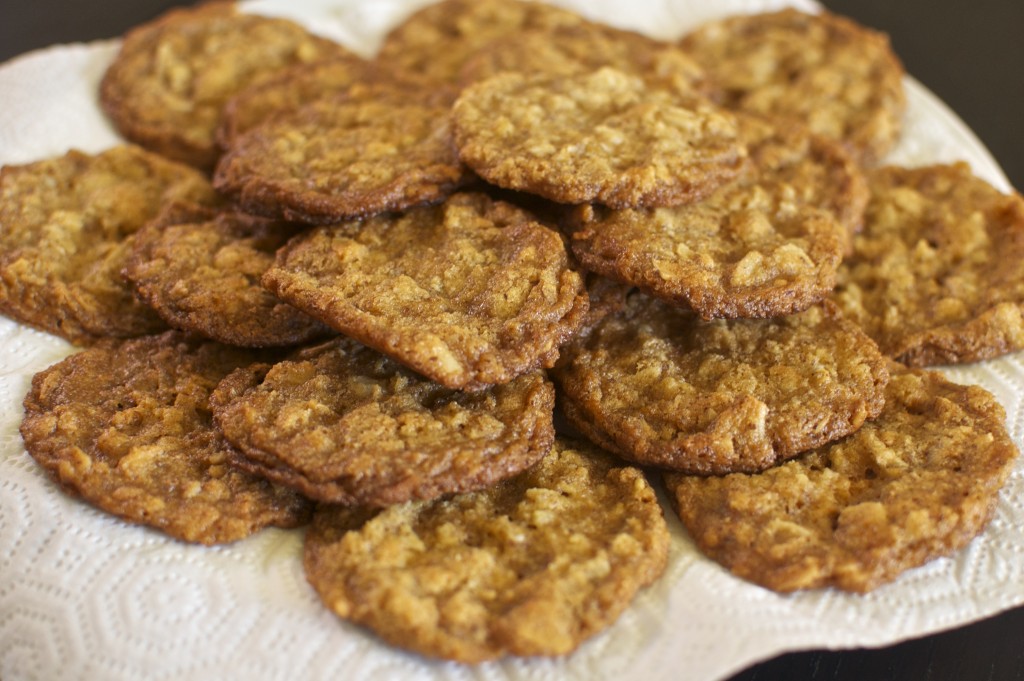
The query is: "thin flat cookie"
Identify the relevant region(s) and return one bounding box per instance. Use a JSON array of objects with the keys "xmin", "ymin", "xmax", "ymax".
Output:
[
  {"xmin": 304, "ymin": 437, "xmax": 669, "ymax": 662},
  {"xmin": 0, "ymin": 145, "xmax": 218, "ymax": 345},
  {"xmin": 217, "ymin": 54, "xmax": 385, "ymax": 147},
  {"xmin": 263, "ymin": 193, "xmax": 588, "ymax": 390},
  {"xmin": 100, "ymin": 2, "xmax": 346, "ymax": 168},
  {"xmin": 569, "ymin": 116, "xmax": 864, "ymax": 319},
  {"xmin": 20, "ymin": 331, "xmax": 311, "ymax": 545},
  {"xmin": 452, "ymin": 67, "xmax": 744, "ymax": 208},
  {"xmin": 376, "ymin": 0, "xmax": 588, "ymax": 85},
  {"xmin": 680, "ymin": 8, "xmax": 906, "ymax": 165},
  {"xmin": 210, "ymin": 337, "xmax": 555, "ymax": 506},
  {"xmin": 833, "ymin": 162, "xmax": 1024, "ymax": 366},
  {"xmin": 124, "ymin": 203, "xmax": 331, "ymax": 348},
  {"xmin": 553, "ymin": 292, "xmax": 889, "ymax": 473},
  {"xmin": 458, "ymin": 23, "xmax": 712, "ymax": 97},
  {"xmin": 666, "ymin": 361, "xmax": 1019, "ymax": 592},
  {"xmin": 214, "ymin": 82, "xmax": 471, "ymax": 222}
]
